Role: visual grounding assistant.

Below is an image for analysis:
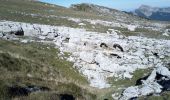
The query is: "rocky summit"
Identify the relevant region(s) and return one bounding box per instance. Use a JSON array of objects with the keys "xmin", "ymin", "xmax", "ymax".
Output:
[{"xmin": 0, "ymin": 0, "xmax": 170, "ymax": 100}]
